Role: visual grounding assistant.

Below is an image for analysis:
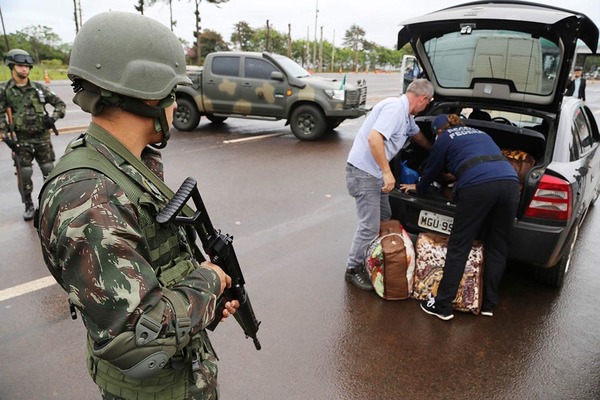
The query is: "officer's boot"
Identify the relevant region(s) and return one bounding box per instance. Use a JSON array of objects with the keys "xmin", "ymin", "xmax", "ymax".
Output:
[{"xmin": 23, "ymin": 195, "xmax": 35, "ymax": 221}]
